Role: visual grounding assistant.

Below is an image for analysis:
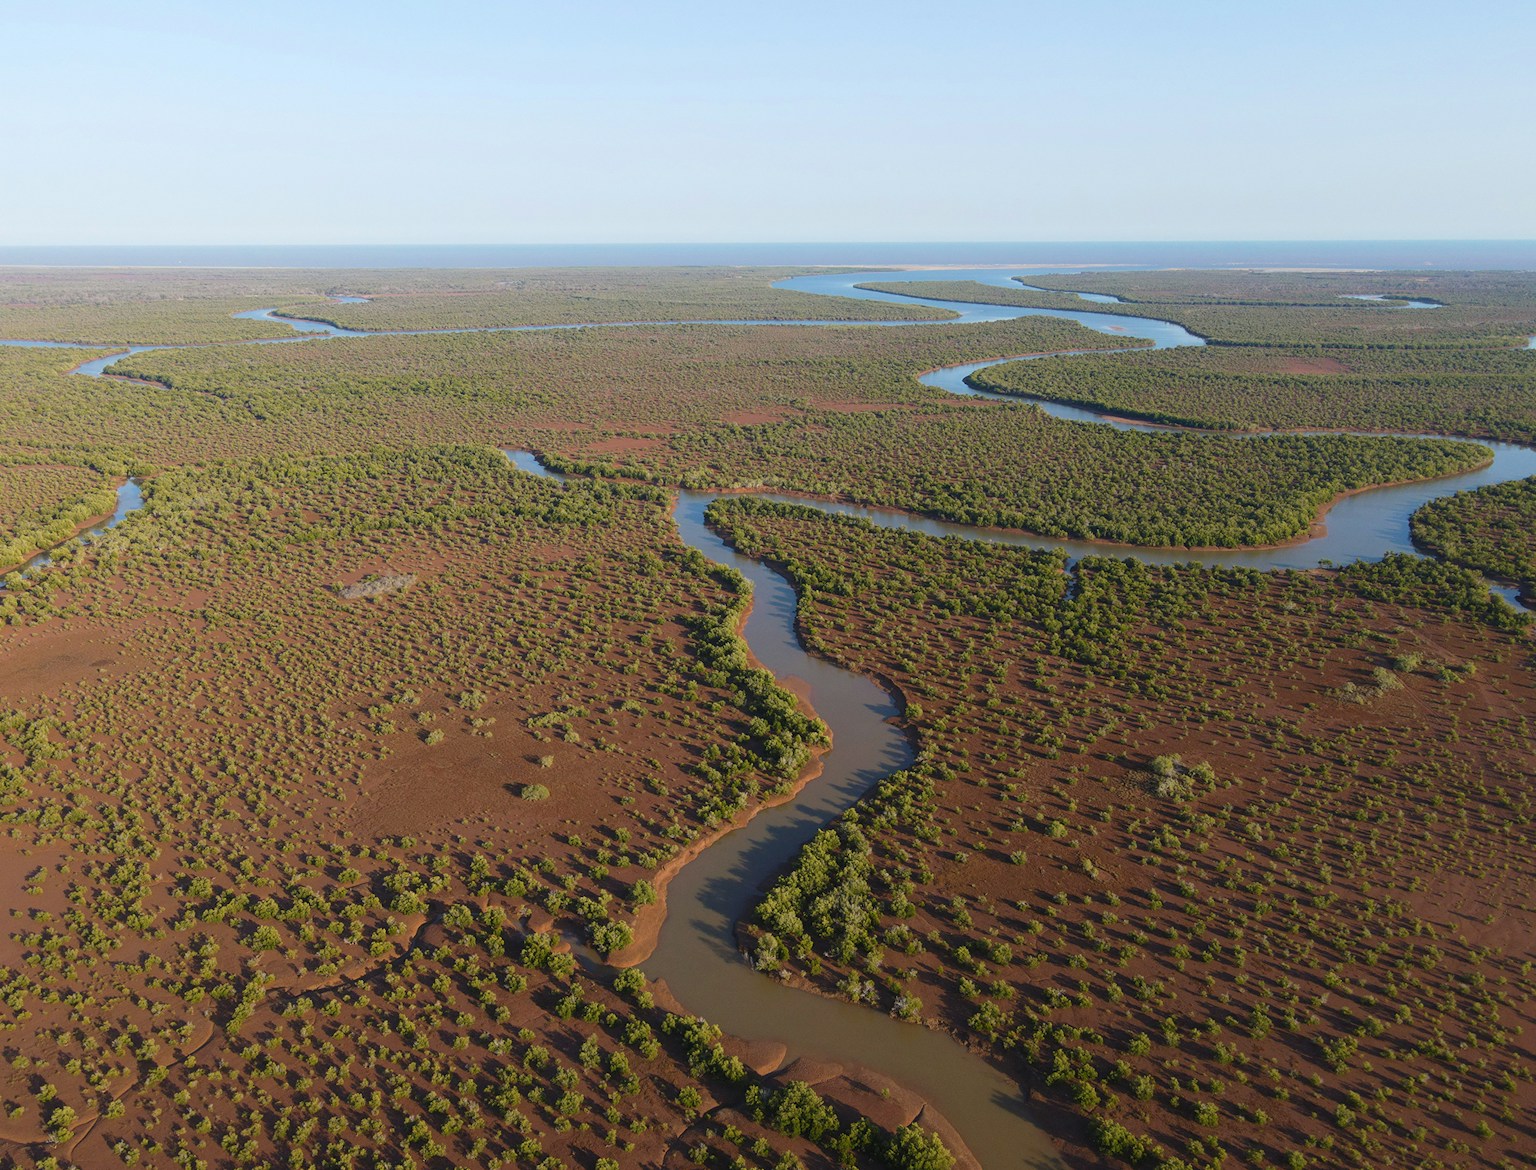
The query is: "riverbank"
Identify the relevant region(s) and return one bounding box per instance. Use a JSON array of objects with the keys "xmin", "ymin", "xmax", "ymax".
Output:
[{"xmin": 4, "ymin": 266, "xmax": 1530, "ymax": 1169}]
